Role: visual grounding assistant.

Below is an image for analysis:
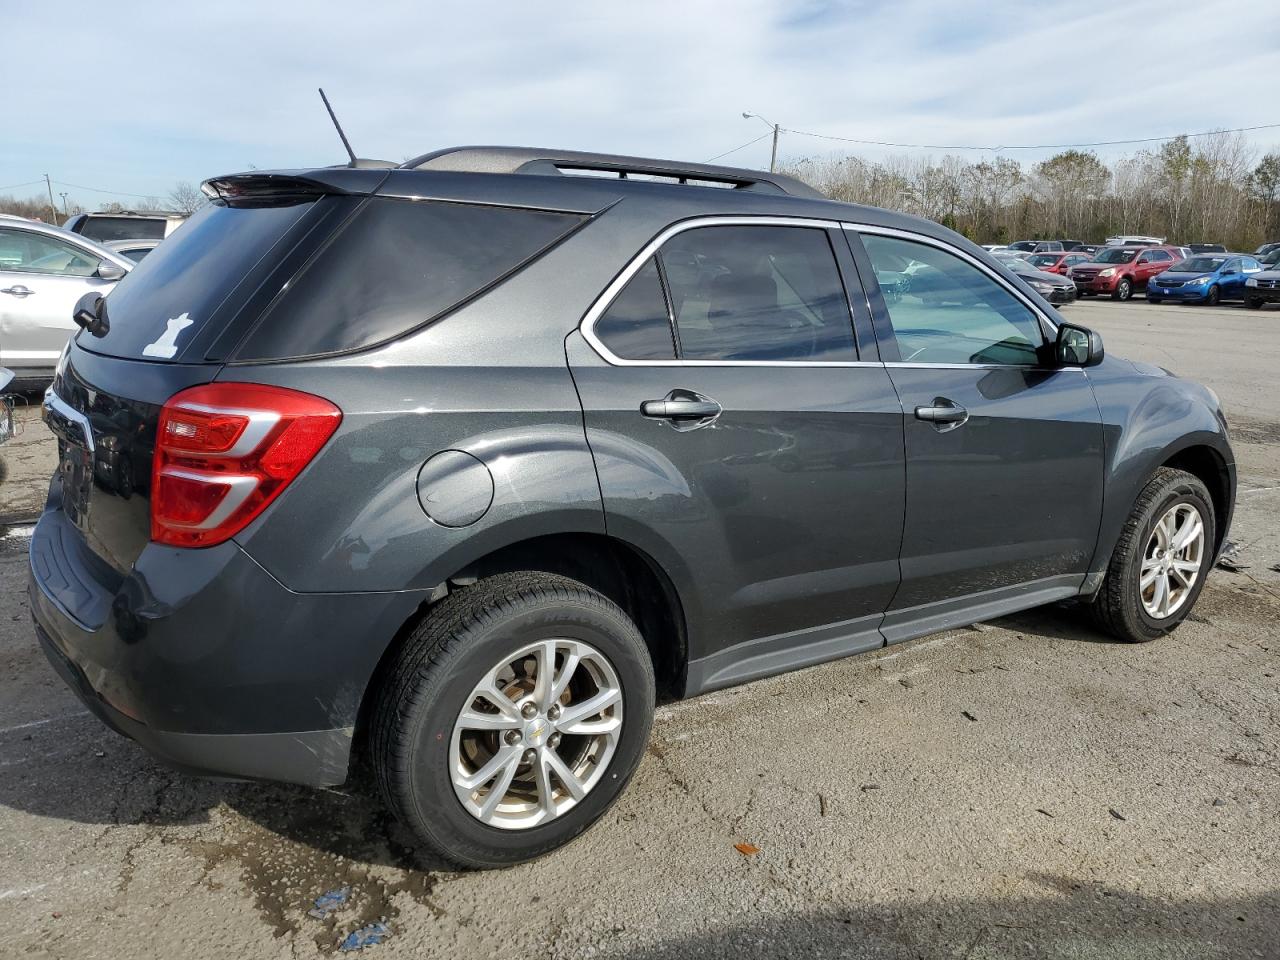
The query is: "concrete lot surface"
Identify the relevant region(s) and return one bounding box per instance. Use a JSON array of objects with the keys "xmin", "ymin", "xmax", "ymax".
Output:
[{"xmin": 1, "ymin": 299, "xmax": 1277, "ymax": 959}]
